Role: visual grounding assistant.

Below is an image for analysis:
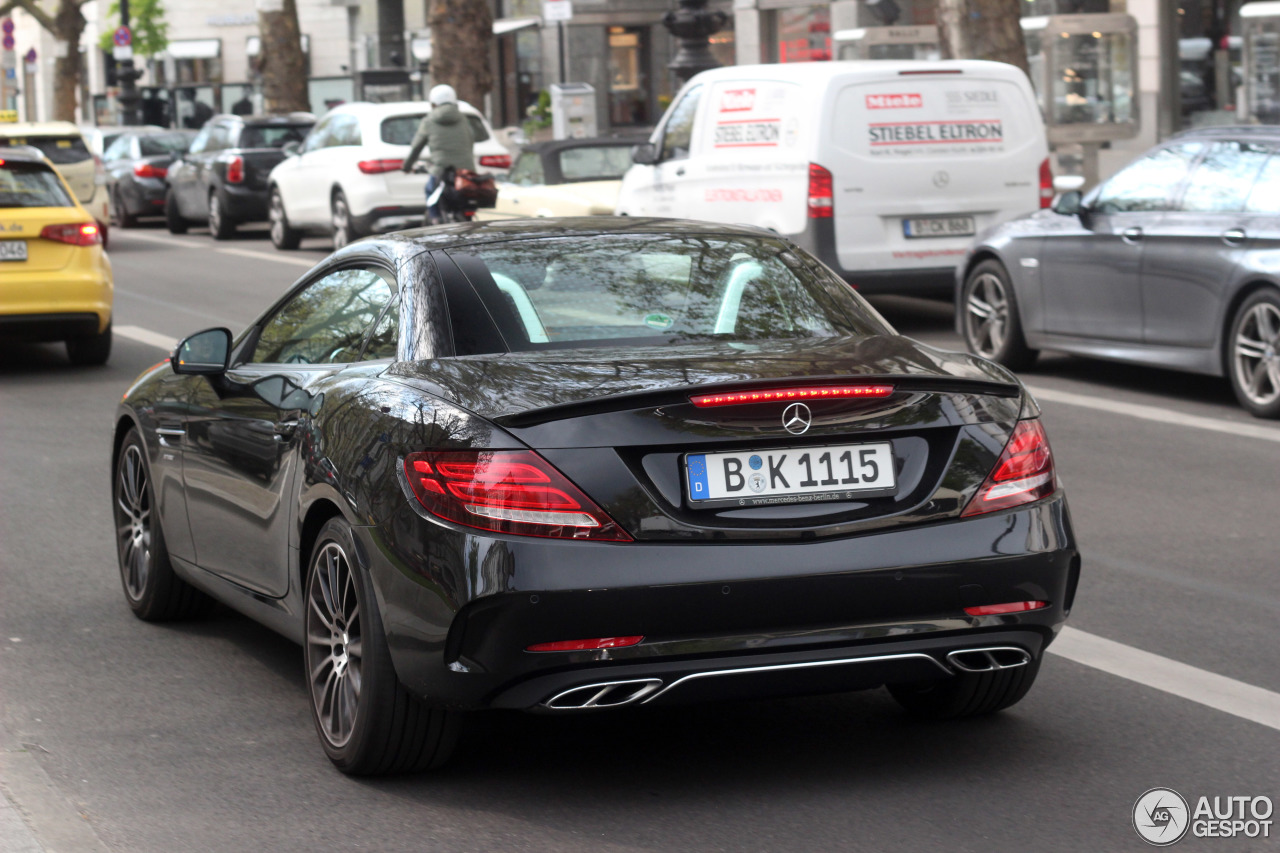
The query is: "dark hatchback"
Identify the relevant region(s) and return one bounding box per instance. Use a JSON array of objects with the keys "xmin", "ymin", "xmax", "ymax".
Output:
[
  {"xmin": 166, "ymin": 113, "xmax": 313, "ymax": 240},
  {"xmin": 102, "ymin": 129, "xmax": 195, "ymax": 227},
  {"xmin": 958, "ymin": 125, "xmax": 1280, "ymax": 418},
  {"xmin": 114, "ymin": 219, "xmax": 1079, "ymax": 774}
]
